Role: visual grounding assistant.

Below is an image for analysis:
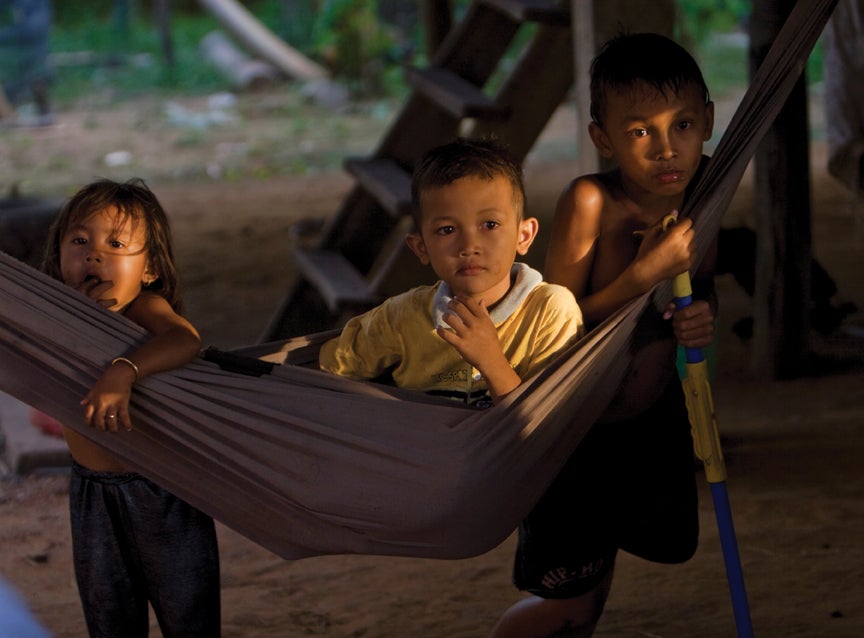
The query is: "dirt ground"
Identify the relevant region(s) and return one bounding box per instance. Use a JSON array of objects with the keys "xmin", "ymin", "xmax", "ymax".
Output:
[{"xmin": 1, "ymin": 90, "xmax": 864, "ymax": 637}]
